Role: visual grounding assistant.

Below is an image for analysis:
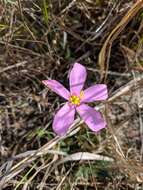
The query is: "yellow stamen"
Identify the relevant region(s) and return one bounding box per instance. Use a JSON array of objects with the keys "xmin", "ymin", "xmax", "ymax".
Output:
[
  {"xmin": 69, "ymin": 91, "xmax": 84, "ymax": 106},
  {"xmin": 80, "ymin": 91, "xmax": 84, "ymax": 98},
  {"xmin": 69, "ymin": 95, "xmax": 80, "ymax": 106}
]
